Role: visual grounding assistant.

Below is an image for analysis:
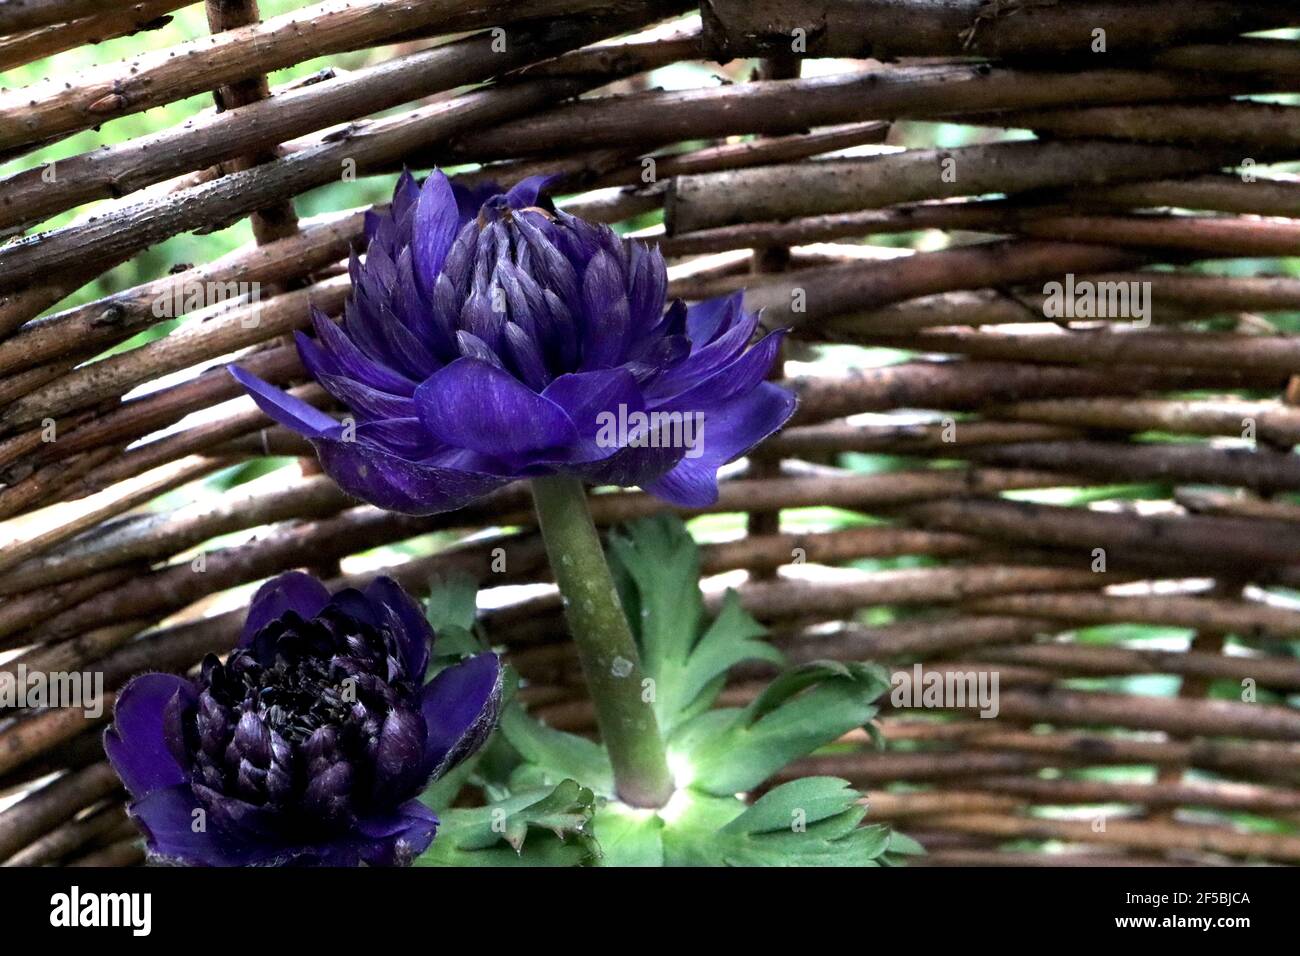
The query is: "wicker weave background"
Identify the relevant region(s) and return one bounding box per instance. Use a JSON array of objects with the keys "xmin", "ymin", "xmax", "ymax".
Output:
[{"xmin": 2, "ymin": 0, "xmax": 1300, "ymax": 867}]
